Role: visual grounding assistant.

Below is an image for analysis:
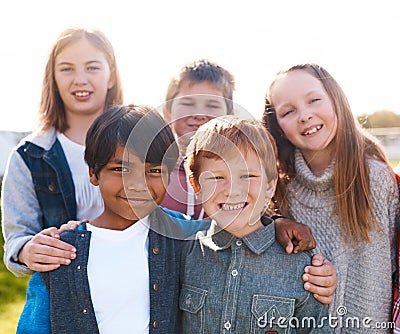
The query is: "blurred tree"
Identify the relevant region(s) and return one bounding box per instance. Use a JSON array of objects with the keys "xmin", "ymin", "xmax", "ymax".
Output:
[{"xmin": 358, "ymin": 110, "xmax": 400, "ymax": 128}]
